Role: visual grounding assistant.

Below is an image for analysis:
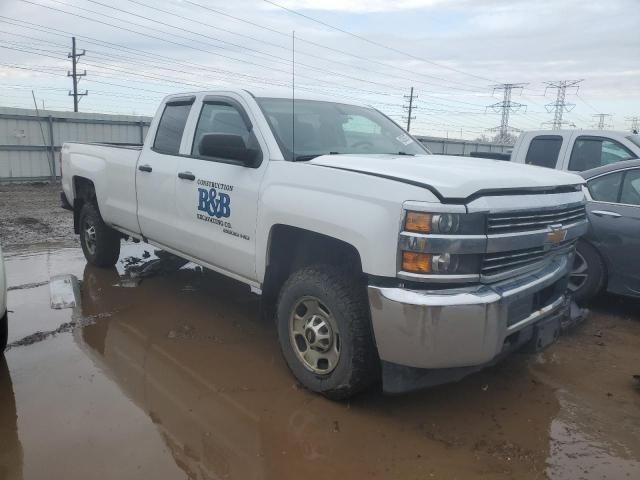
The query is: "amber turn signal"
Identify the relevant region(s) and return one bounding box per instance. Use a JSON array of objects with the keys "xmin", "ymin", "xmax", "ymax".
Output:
[
  {"xmin": 401, "ymin": 251, "xmax": 432, "ymax": 273},
  {"xmin": 405, "ymin": 212, "xmax": 432, "ymax": 233}
]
